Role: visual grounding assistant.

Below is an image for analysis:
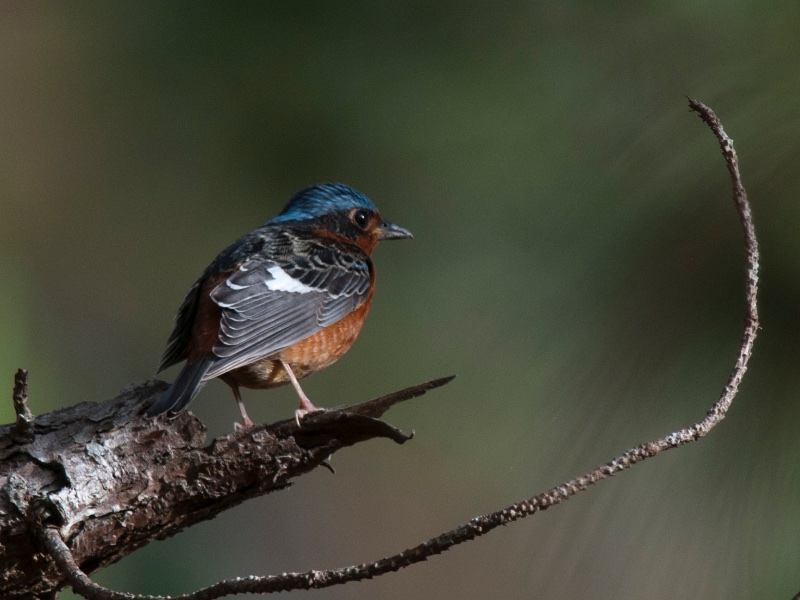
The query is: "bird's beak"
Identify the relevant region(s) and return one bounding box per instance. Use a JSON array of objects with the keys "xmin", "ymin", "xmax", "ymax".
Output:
[{"xmin": 375, "ymin": 221, "xmax": 413, "ymax": 241}]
